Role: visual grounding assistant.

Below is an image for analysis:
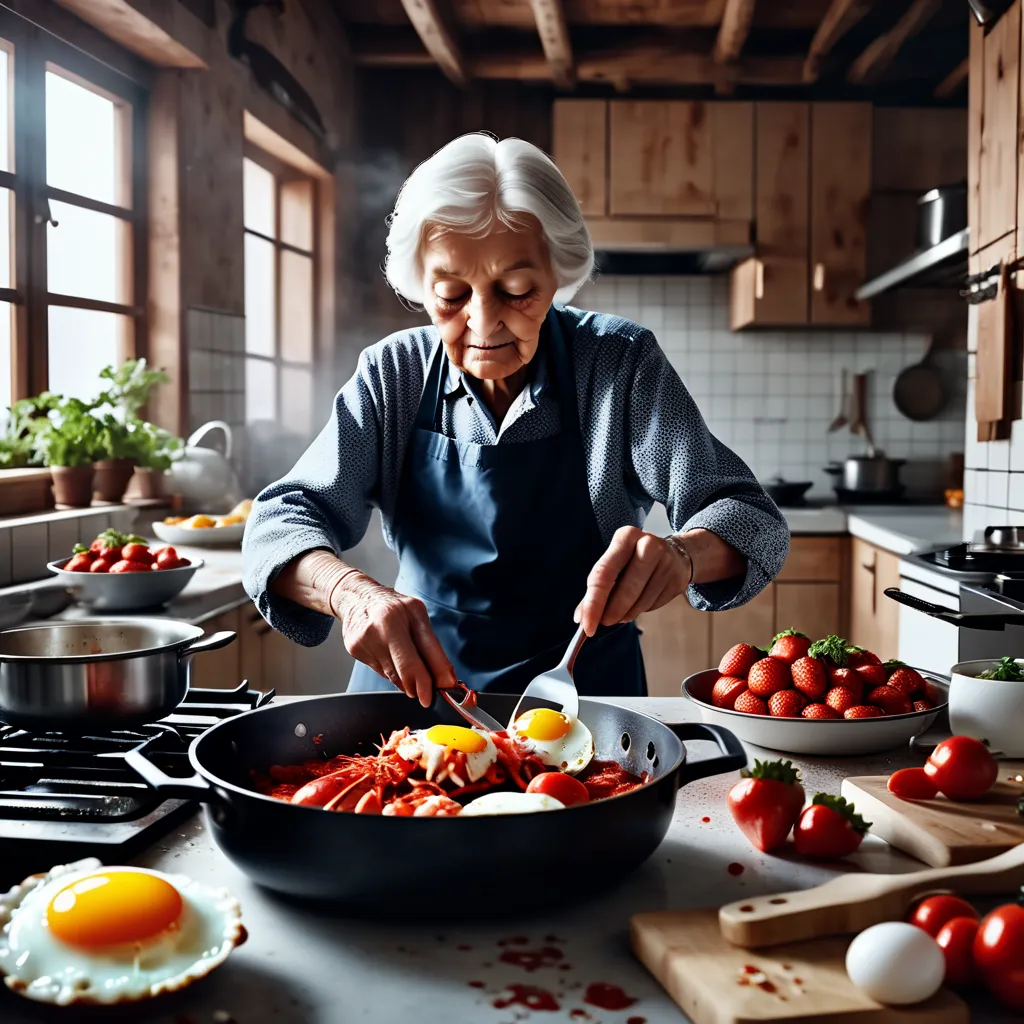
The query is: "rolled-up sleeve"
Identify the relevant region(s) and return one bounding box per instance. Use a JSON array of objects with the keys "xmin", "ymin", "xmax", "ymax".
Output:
[
  {"xmin": 242, "ymin": 350, "xmax": 384, "ymax": 646},
  {"xmin": 627, "ymin": 334, "xmax": 790, "ymax": 611}
]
